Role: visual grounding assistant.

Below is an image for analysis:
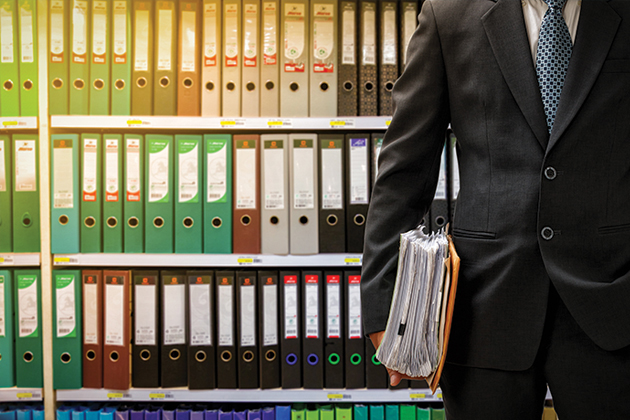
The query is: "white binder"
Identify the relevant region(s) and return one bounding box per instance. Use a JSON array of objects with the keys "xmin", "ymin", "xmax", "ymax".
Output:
[
  {"xmin": 280, "ymin": 0, "xmax": 309, "ymax": 117},
  {"xmin": 260, "ymin": 1, "xmax": 280, "ymax": 116},
  {"xmin": 289, "ymin": 133, "xmax": 319, "ymax": 254},
  {"xmin": 202, "ymin": 0, "xmax": 222, "ymax": 116},
  {"xmin": 260, "ymin": 134, "xmax": 290, "ymax": 254},
  {"xmin": 222, "ymin": 0, "xmax": 242, "ymax": 116},
  {"xmin": 309, "ymin": 0, "xmax": 337, "ymax": 117},
  {"xmin": 241, "ymin": 0, "xmax": 261, "ymax": 116}
]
